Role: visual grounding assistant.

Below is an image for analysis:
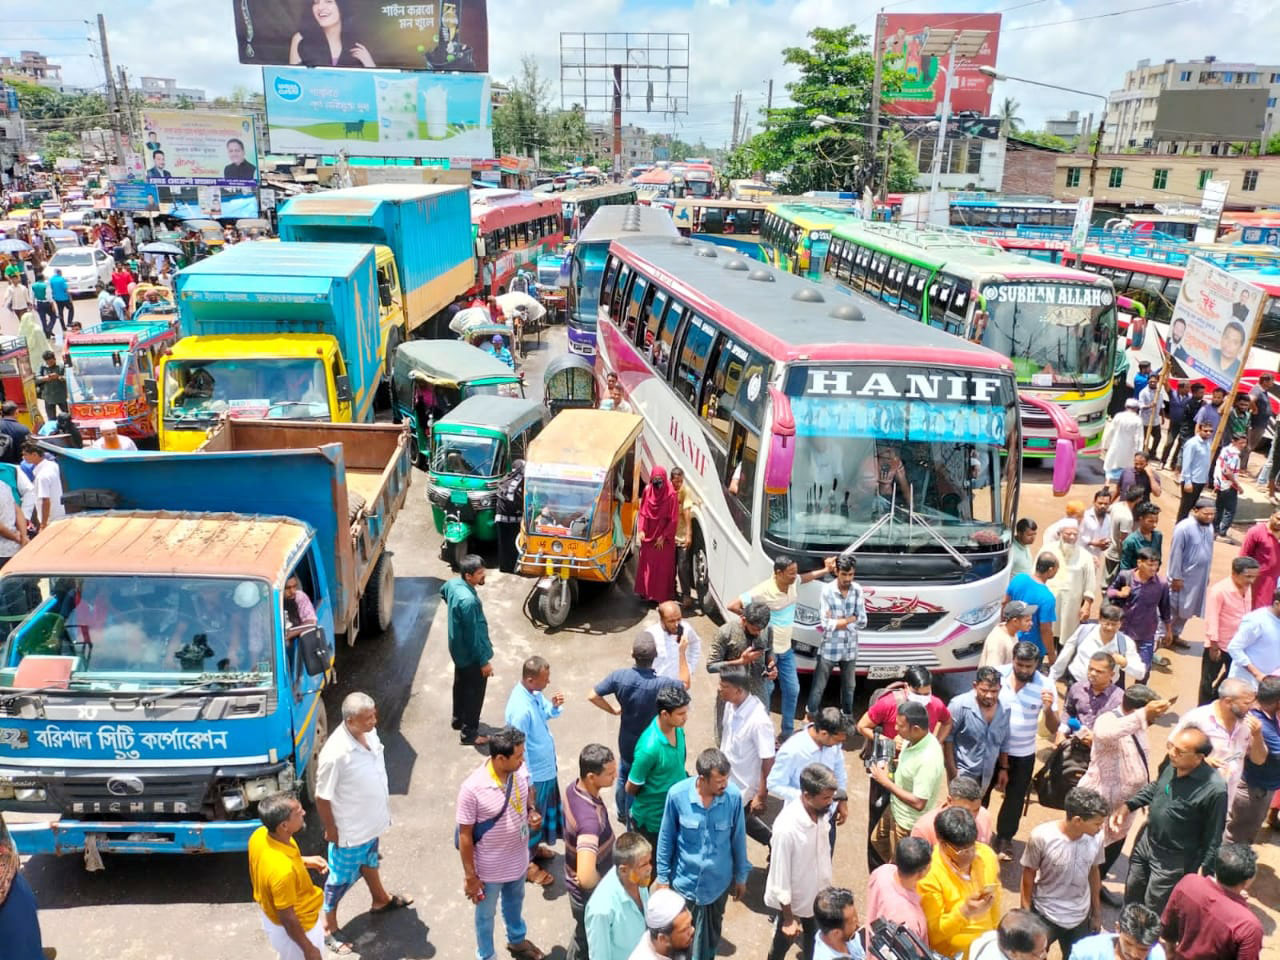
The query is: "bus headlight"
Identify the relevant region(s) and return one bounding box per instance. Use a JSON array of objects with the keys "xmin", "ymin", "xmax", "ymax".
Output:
[
  {"xmin": 955, "ymin": 600, "xmax": 1002, "ymax": 627},
  {"xmin": 795, "ymin": 604, "xmax": 820, "ymax": 627},
  {"xmin": 14, "ymin": 787, "xmax": 46, "ymax": 802},
  {"xmin": 221, "ymin": 788, "xmax": 248, "ymax": 812},
  {"xmin": 244, "ymin": 776, "xmax": 279, "ymax": 802}
]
